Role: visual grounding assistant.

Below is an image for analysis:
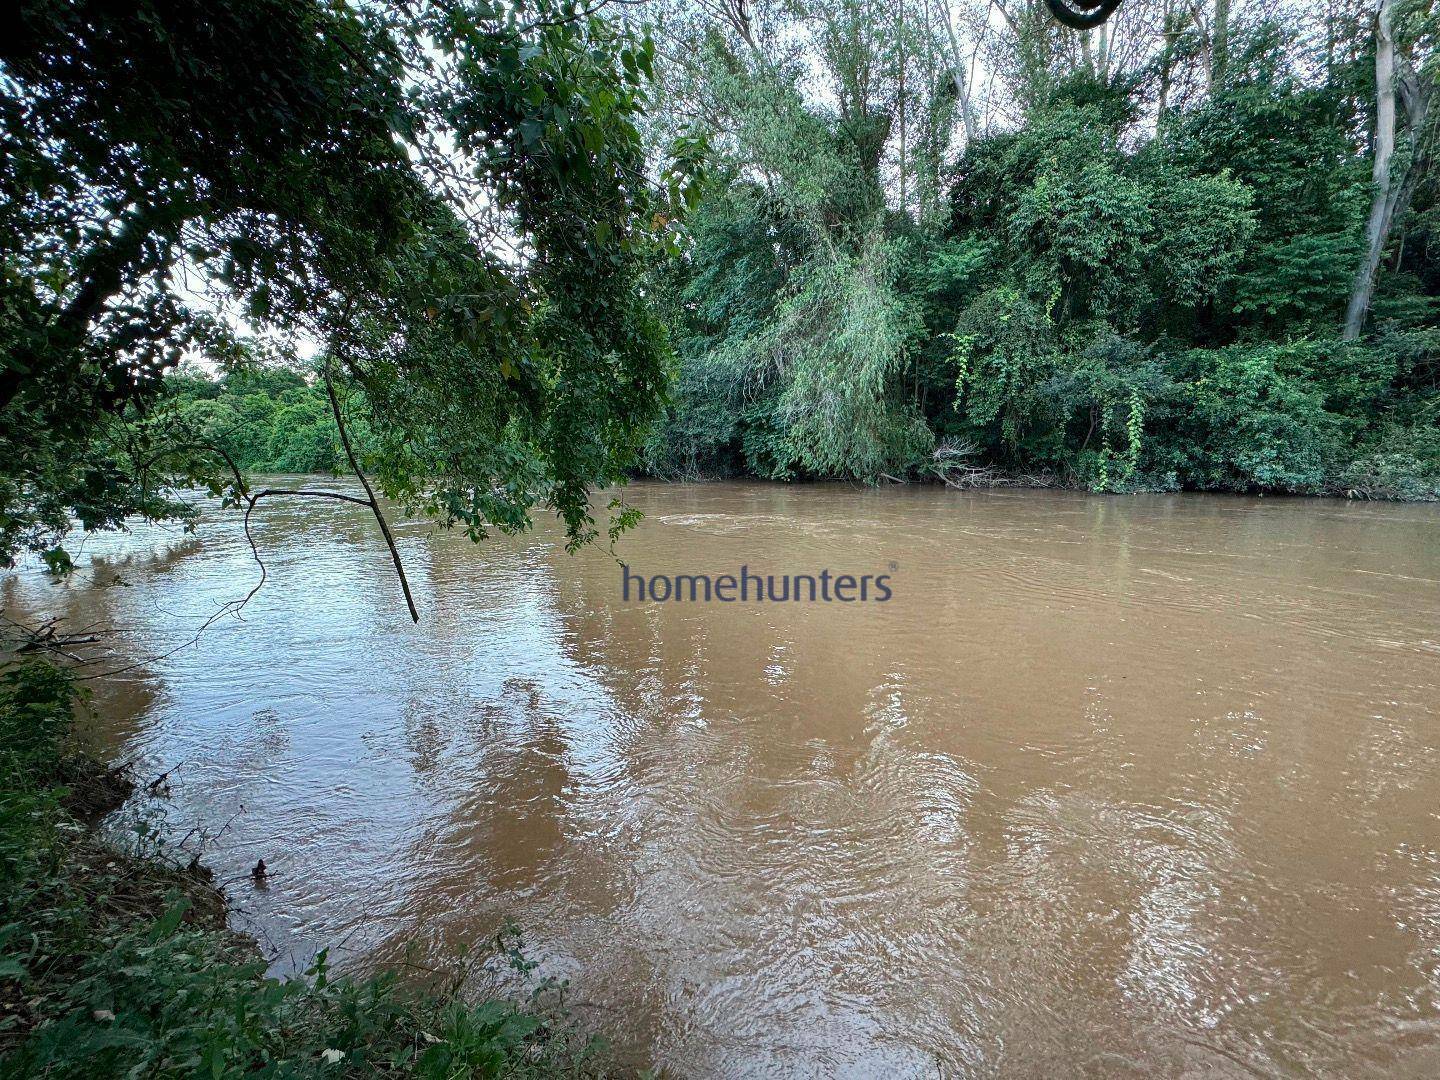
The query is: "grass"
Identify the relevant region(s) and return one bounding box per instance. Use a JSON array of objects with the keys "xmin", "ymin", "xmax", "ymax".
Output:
[{"xmin": 0, "ymin": 659, "xmax": 610, "ymax": 1078}]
